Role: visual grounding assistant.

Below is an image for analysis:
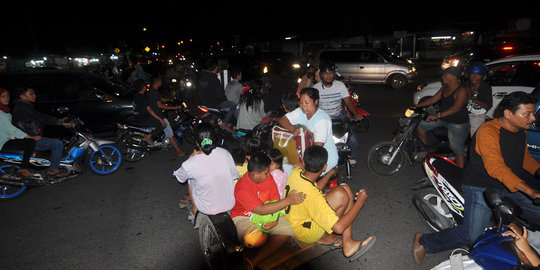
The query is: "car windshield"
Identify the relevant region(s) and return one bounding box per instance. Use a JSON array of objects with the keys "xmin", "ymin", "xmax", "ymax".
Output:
[
  {"xmin": 85, "ymin": 73, "xmax": 135, "ymax": 97},
  {"xmin": 376, "ymin": 49, "xmax": 408, "ymax": 63}
]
